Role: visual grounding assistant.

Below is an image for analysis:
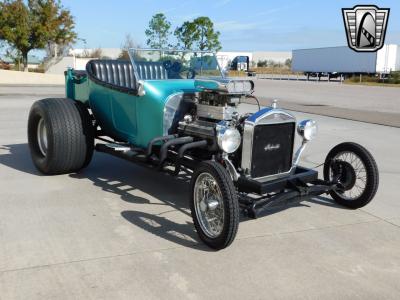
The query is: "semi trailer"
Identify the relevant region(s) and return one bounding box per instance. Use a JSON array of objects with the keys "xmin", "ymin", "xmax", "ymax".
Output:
[{"xmin": 292, "ymin": 45, "xmax": 400, "ymax": 79}]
